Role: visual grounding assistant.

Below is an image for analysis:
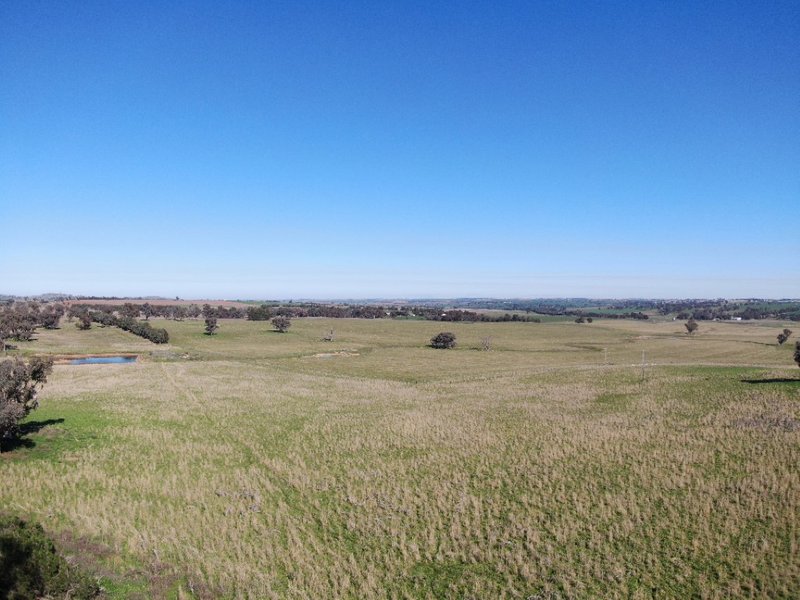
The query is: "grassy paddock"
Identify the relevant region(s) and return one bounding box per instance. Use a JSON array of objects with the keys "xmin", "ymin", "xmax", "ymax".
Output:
[{"xmin": 2, "ymin": 318, "xmax": 798, "ymax": 598}]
